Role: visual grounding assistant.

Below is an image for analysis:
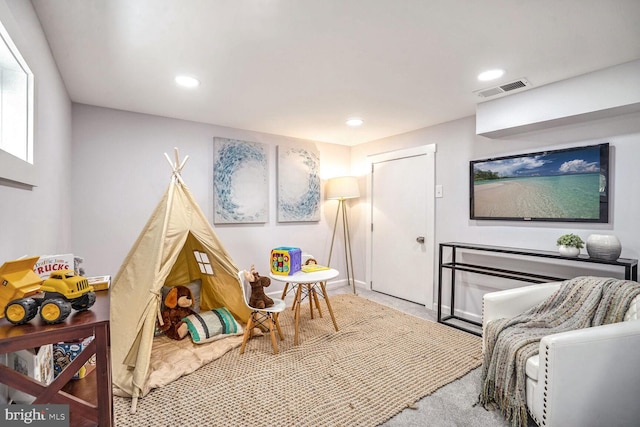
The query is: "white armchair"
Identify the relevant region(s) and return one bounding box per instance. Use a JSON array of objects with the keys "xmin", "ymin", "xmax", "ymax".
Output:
[{"xmin": 483, "ymin": 282, "xmax": 640, "ymax": 427}]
